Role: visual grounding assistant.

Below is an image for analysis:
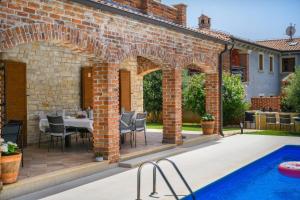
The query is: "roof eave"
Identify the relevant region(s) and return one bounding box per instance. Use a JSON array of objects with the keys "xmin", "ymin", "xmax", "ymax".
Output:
[
  {"xmin": 232, "ymin": 37, "xmax": 280, "ymax": 53},
  {"xmin": 281, "ymin": 50, "xmax": 300, "ymax": 54}
]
